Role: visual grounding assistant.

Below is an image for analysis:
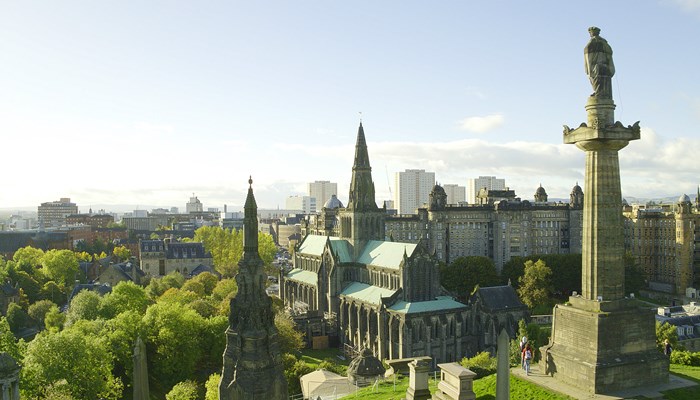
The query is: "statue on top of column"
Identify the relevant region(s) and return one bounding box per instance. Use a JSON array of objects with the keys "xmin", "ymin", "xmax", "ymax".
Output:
[{"xmin": 584, "ymin": 26, "xmax": 615, "ymax": 99}]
